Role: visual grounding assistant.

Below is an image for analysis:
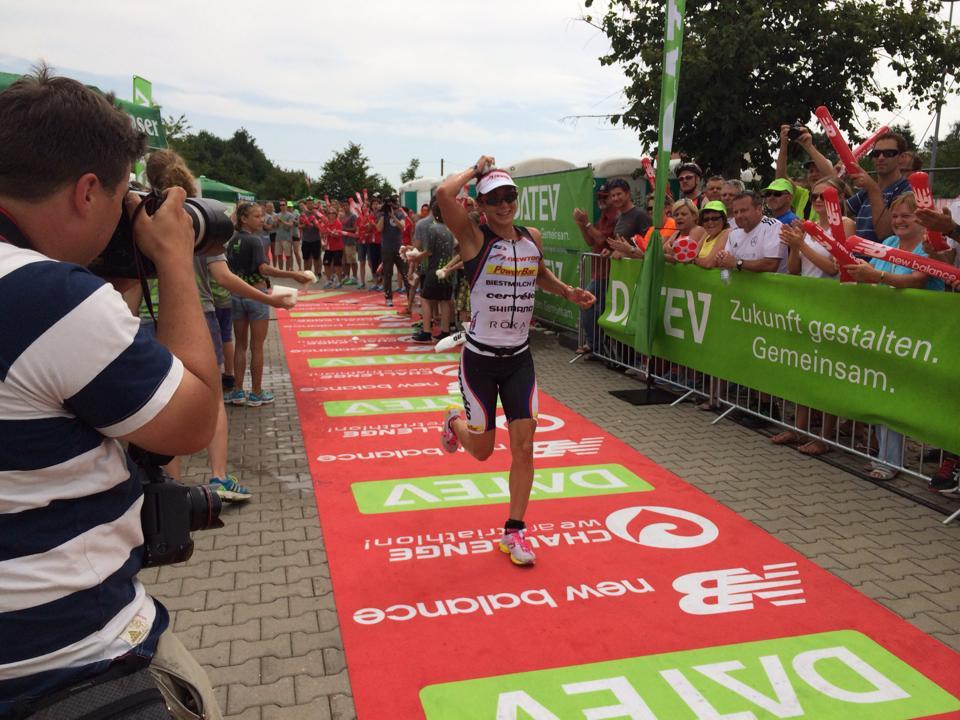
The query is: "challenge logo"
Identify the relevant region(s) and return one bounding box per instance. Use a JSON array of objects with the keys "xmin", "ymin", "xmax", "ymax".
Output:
[
  {"xmin": 673, "ymin": 561, "xmax": 805, "ymax": 615},
  {"xmin": 605, "ymin": 506, "xmax": 718, "ymax": 549}
]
